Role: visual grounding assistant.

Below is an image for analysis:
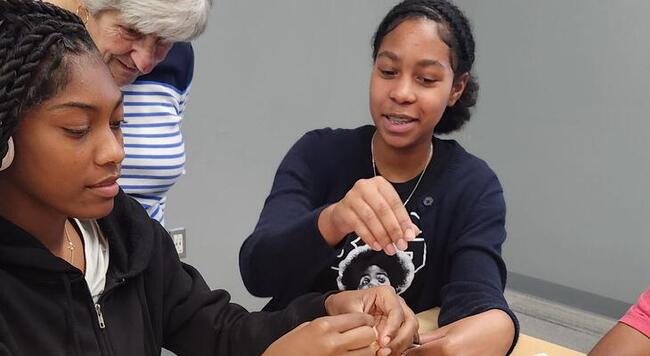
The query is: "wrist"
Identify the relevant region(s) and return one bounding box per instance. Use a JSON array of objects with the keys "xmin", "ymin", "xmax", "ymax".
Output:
[
  {"xmin": 318, "ymin": 204, "xmax": 346, "ymax": 246},
  {"xmin": 324, "ymin": 293, "xmax": 337, "ymax": 315}
]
